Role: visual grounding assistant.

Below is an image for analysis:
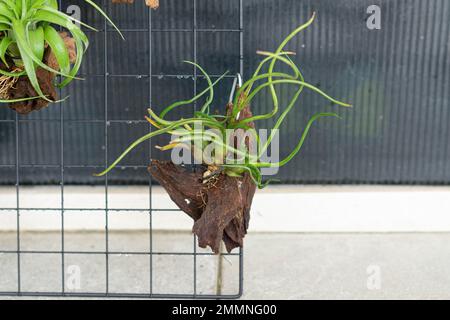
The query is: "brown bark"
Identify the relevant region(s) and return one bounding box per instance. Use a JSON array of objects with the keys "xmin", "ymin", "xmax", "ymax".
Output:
[
  {"xmin": 8, "ymin": 32, "xmax": 77, "ymax": 115},
  {"xmin": 8, "ymin": 57, "xmax": 58, "ymax": 115},
  {"xmin": 148, "ymin": 160, "xmax": 256, "ymax": 254}
]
